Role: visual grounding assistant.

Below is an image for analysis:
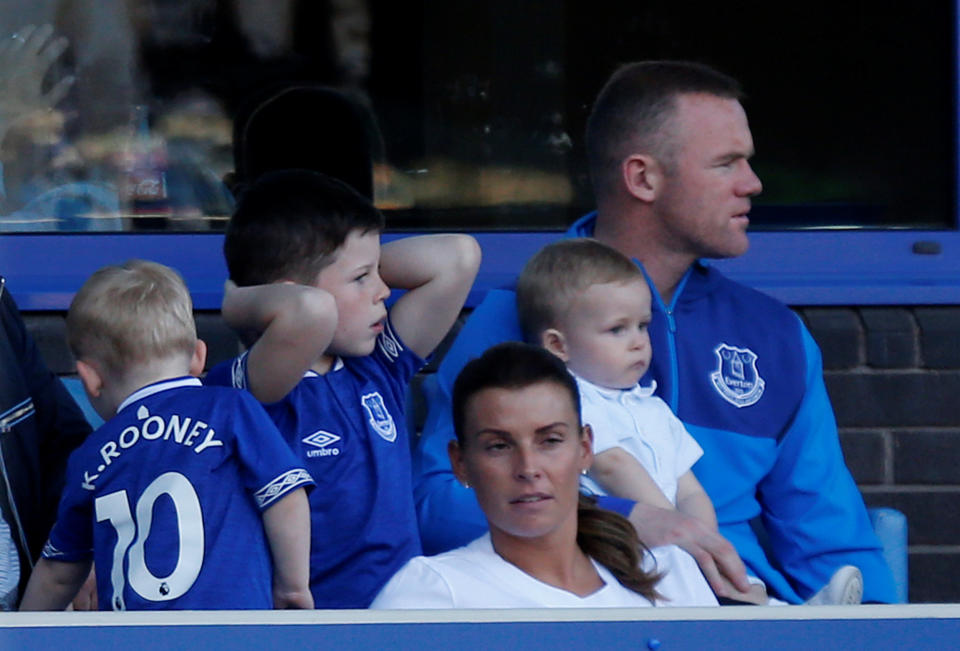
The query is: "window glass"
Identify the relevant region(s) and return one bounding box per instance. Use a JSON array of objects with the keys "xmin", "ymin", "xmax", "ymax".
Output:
[{"xmin": 0, "ymin": 1, "xmax": 954, "ymax": 232}]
